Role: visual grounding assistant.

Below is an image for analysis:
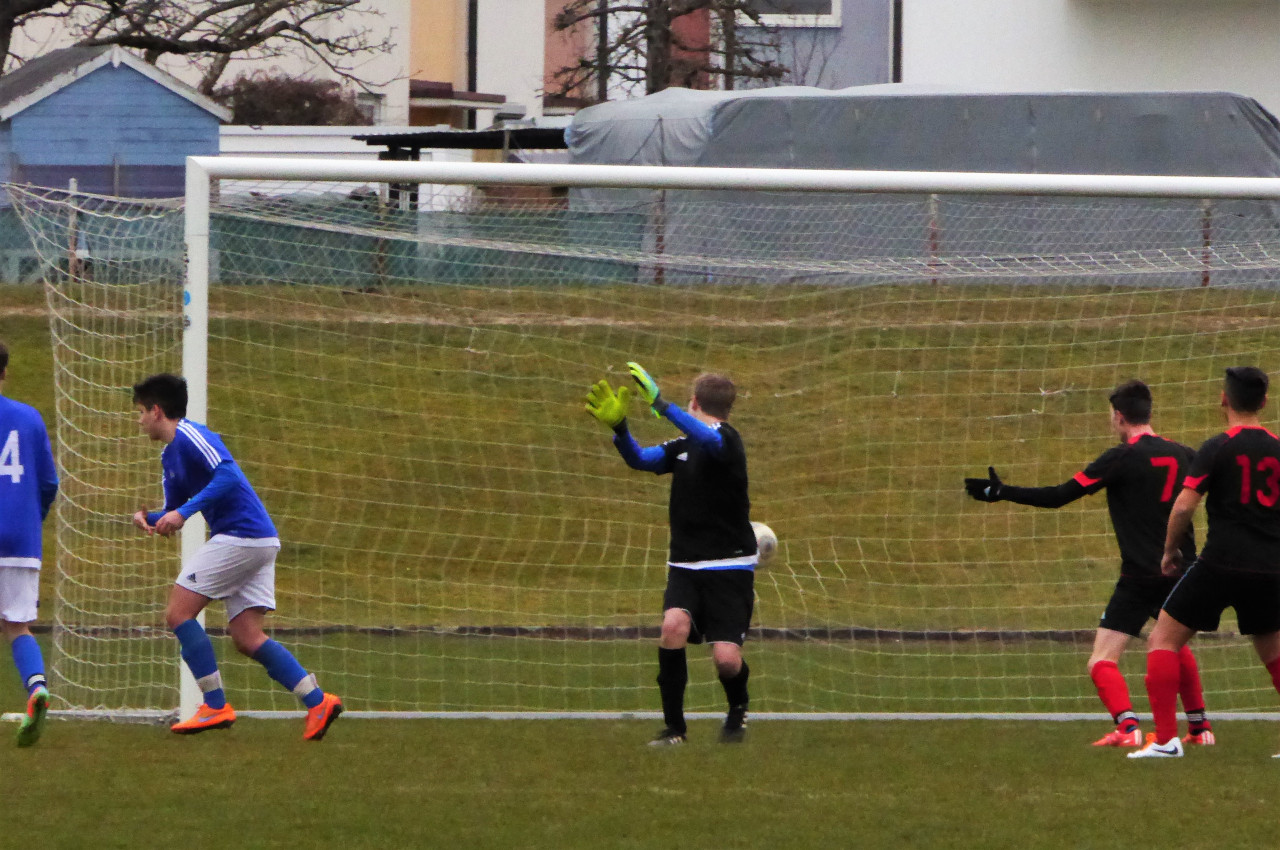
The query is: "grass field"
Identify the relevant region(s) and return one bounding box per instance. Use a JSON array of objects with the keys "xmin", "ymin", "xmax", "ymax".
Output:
[
  {"xmin": 9, "ymin": 246, "xmax": 1280, "ymax": 845},
  {"xmin": 4, "ymin": 717, "xmax": 1280, "ymax": 849}
]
